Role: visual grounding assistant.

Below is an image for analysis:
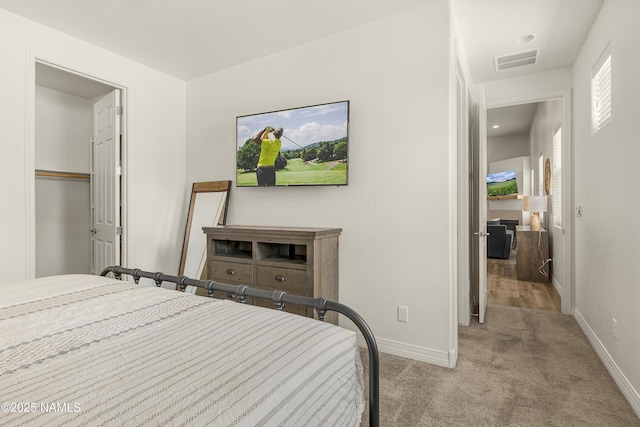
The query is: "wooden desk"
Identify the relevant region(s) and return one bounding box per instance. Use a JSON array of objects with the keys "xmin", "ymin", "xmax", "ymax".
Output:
[{"xmin": 516, "ymin": 226, "xmax": 550, "ymax": 282}]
